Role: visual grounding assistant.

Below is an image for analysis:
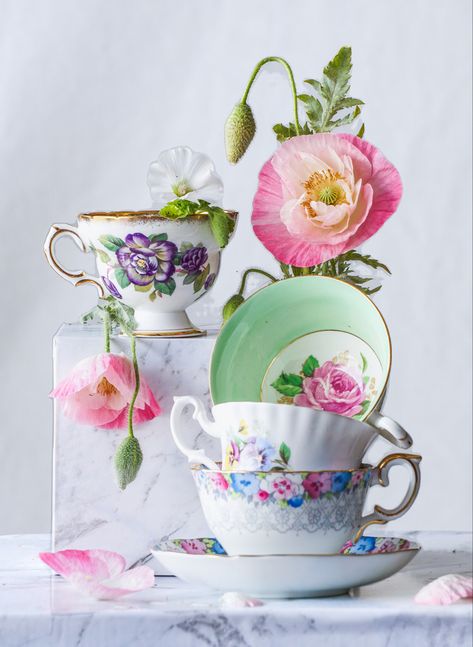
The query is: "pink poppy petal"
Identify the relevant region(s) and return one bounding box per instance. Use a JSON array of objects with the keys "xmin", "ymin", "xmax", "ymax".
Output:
[
  {"xmin": 39, "ymin": 549, "xmax": 125, "ymax": 579},
  {"xmin": 68, "ymin": 565, "xmax": 154, "ymax": 600},
  {"xmin": 50, "ymin": 354, "xmax": 115, "ymax": 398},
  {"xmin": 415, "ymin": 574, "xmax": 473, "ymax": 605}
]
